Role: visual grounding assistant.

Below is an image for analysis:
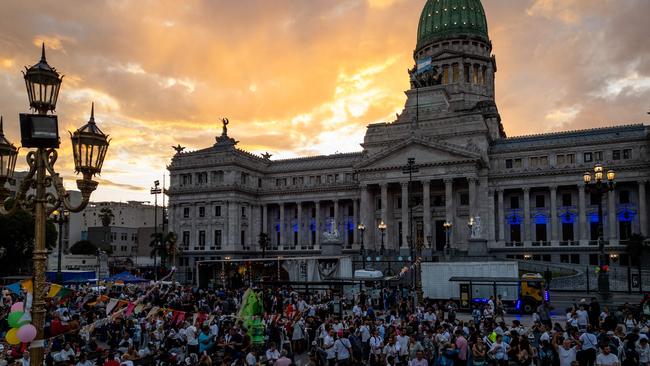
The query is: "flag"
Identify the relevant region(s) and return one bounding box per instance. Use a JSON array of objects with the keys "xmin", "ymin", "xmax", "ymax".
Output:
[
  {"xmin": 20, "ymin": 279, "xmax": 32, "ymax": 293},
  {"xmin": 56, "ymin": 288, "xmax": 72, "ymax": 299},
  {"xmin": 106, "ymin": 299, "xmax": 118, "ymax": 315},
  {"xmin": 125, "ymin": 303, "xmax": 136, "ymax": 317},
  {"xmin": 416, "ymin": 56, "xmax": 432, "ymax": 73},
  {"xmin": 47, "ymin": 284, "xmax": 63, "ymax": 298},
  {"xmin": 175, "ymin": 312, "xmax": 185, "ymax": 325},
  {"xmin": 6, "ymin": 282, "xmax": 21, "ymax": 295},
  {"xmin": 133, "ymin": 304, "xmax": 144, "ymax": 315}
]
